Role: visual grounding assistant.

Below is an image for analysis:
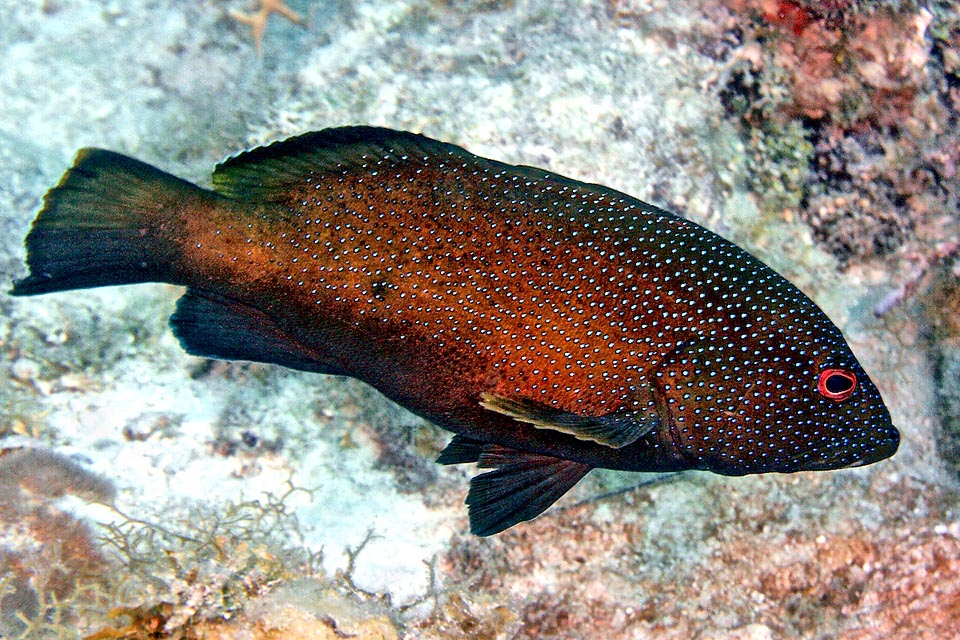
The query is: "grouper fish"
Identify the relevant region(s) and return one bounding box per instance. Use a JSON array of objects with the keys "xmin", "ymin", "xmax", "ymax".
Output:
[{"xmin": 10, "ymin": 127, "xmax": 900, "ymax": 536}]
